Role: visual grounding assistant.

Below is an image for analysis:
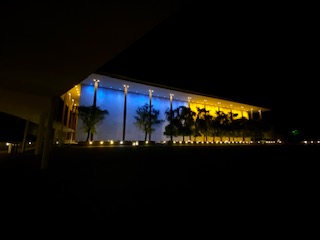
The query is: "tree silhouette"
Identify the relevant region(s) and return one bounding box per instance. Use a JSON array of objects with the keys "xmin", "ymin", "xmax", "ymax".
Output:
[
  {"xmin": 78, "ymin": 105, "xmax": 109, "ymax": 141},
  {"xmin": 164, "ymin": 106, "xmax": 196, "ymax": 141},
  {"xmin": 195, "ymin": 107, "xmax": 212, "ymax": 142},
  {"xmin": 134, "ymin": 103, "xmax": 164, "ymax": 141}
]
